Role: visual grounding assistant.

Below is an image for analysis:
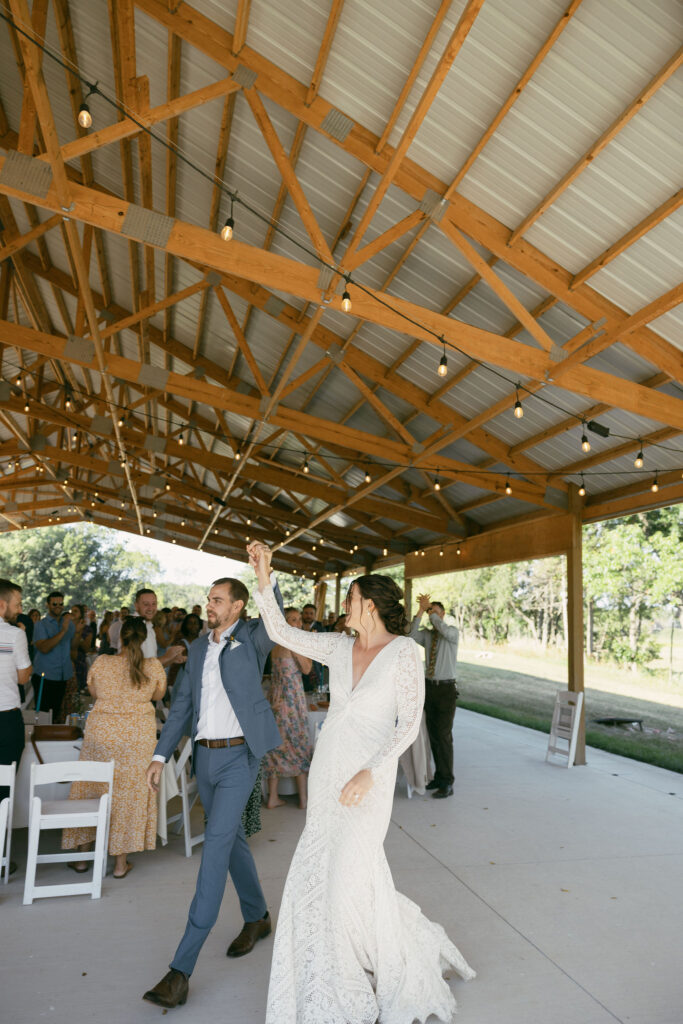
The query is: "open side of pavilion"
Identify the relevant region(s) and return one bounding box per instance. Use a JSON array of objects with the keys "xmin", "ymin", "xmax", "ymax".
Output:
[{"xmin": 1, "ymin": 709, "xmax": 681, "ymax": 1024}]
